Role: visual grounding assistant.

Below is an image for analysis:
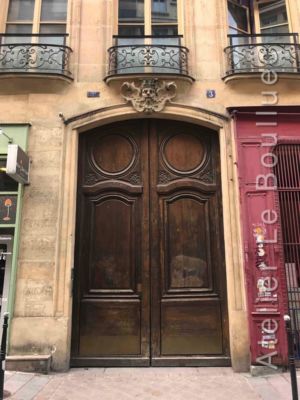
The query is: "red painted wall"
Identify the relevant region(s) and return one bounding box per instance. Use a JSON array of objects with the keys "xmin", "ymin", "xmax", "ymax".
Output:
[{"xmin": 234, "ymin": 109, "xmax": 300, "ymax": 368}]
